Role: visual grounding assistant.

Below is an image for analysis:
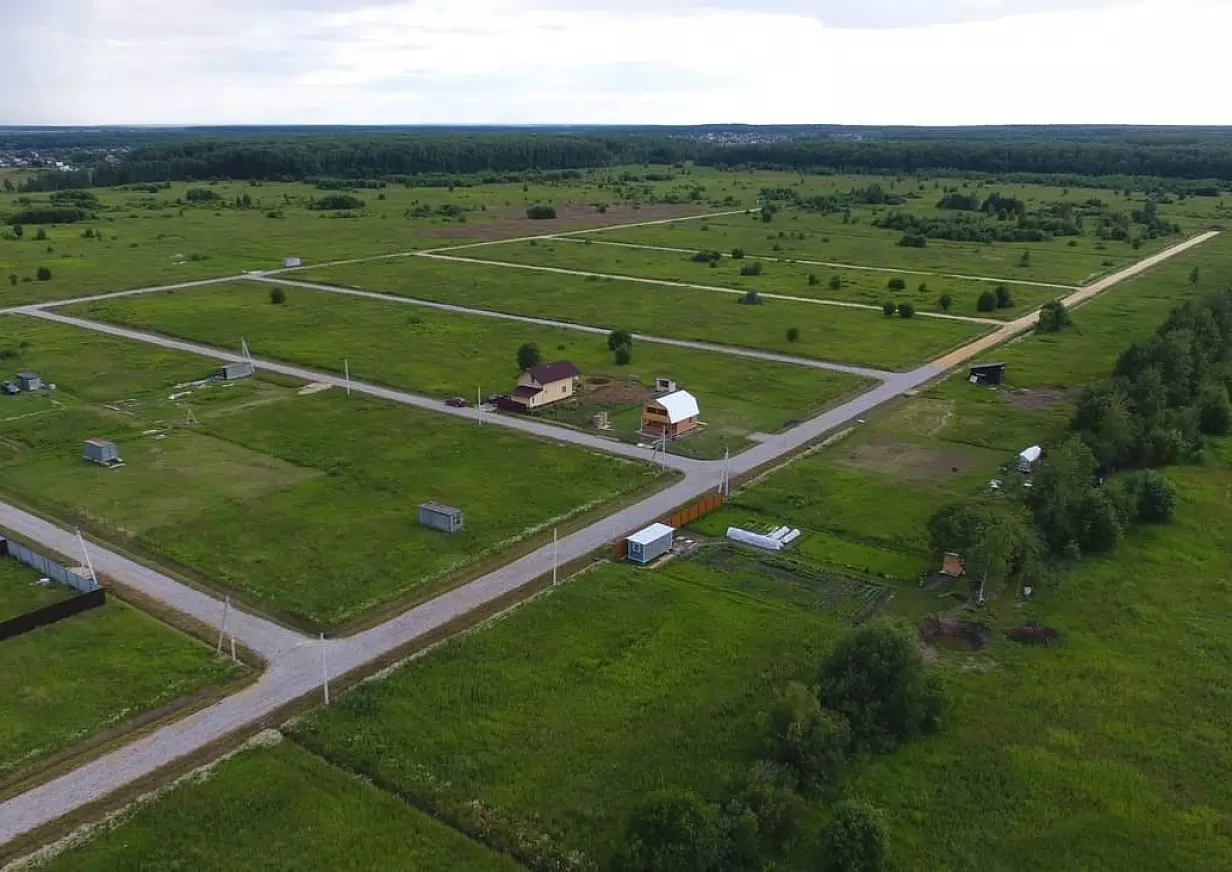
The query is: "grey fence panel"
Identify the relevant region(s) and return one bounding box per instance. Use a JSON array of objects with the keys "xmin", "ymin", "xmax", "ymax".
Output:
[{"xmin": 2, "ymin": 539, "xmax": 100, "ymax": 593}]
